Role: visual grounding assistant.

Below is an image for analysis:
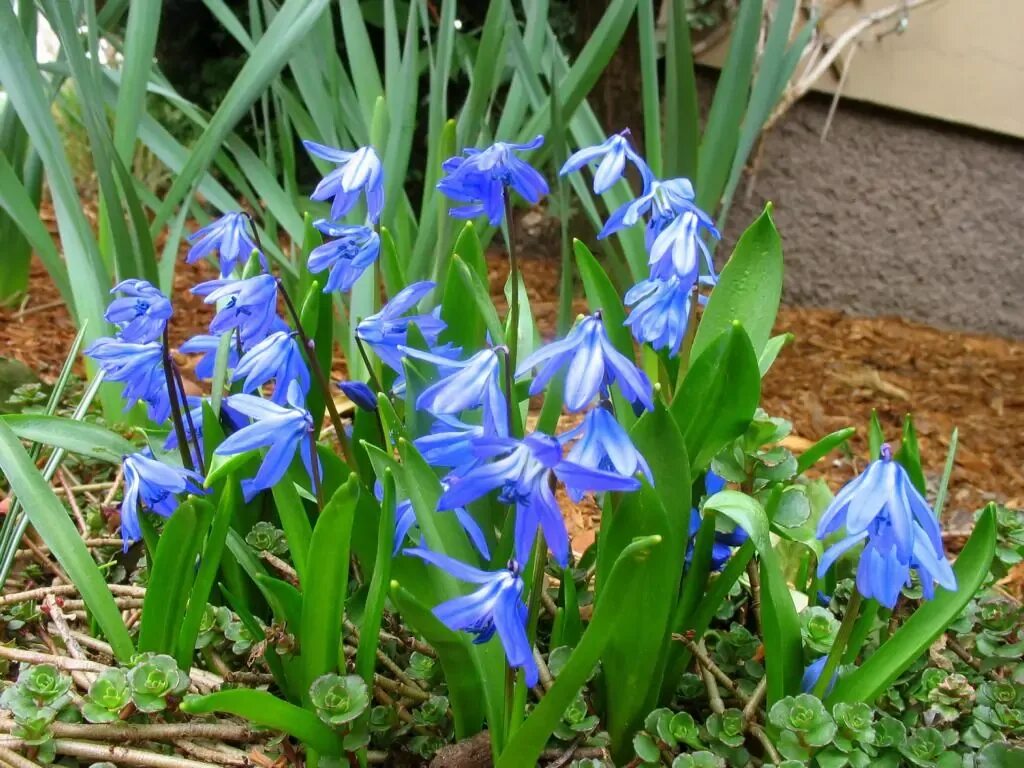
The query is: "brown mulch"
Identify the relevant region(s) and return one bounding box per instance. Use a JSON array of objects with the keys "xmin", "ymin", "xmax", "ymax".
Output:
[{"xmin": 3, "ymin": 248, "xmax": 1022, "ymax": 539}]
